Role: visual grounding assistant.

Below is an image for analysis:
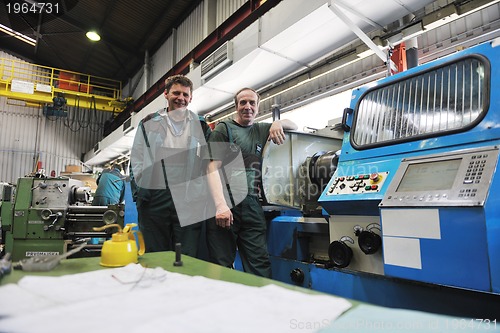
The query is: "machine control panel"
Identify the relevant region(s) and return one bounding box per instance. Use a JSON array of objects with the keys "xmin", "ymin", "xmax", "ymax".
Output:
[
  {"xmin": 380, "ymin": 146, "xmax": 499, "ymax": 207},
  {"xmin": 326, "ymin": 172, "xmax": 389, "ymax": 195},
  {"xmin": 31, "ymin": 179, "xmax": 70, "ymax": 209},
  {"xmin": 31, "ymin": 179, "xmax": 83, "ymax": 208}
]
